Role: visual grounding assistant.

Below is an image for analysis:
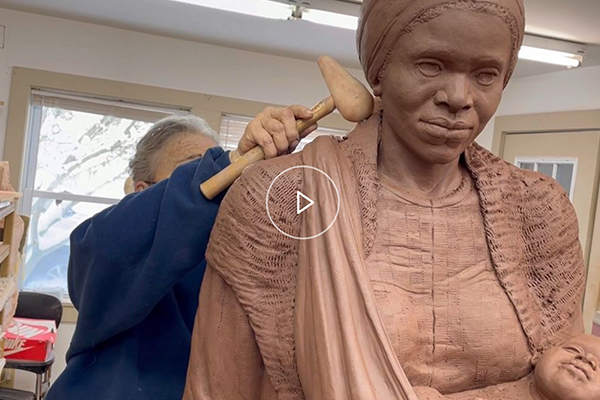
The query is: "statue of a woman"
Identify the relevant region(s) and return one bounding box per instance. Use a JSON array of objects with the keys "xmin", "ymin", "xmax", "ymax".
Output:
[{"xmin": 184, "ymin": 1, "xmax": 585, "ymax": 399}]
